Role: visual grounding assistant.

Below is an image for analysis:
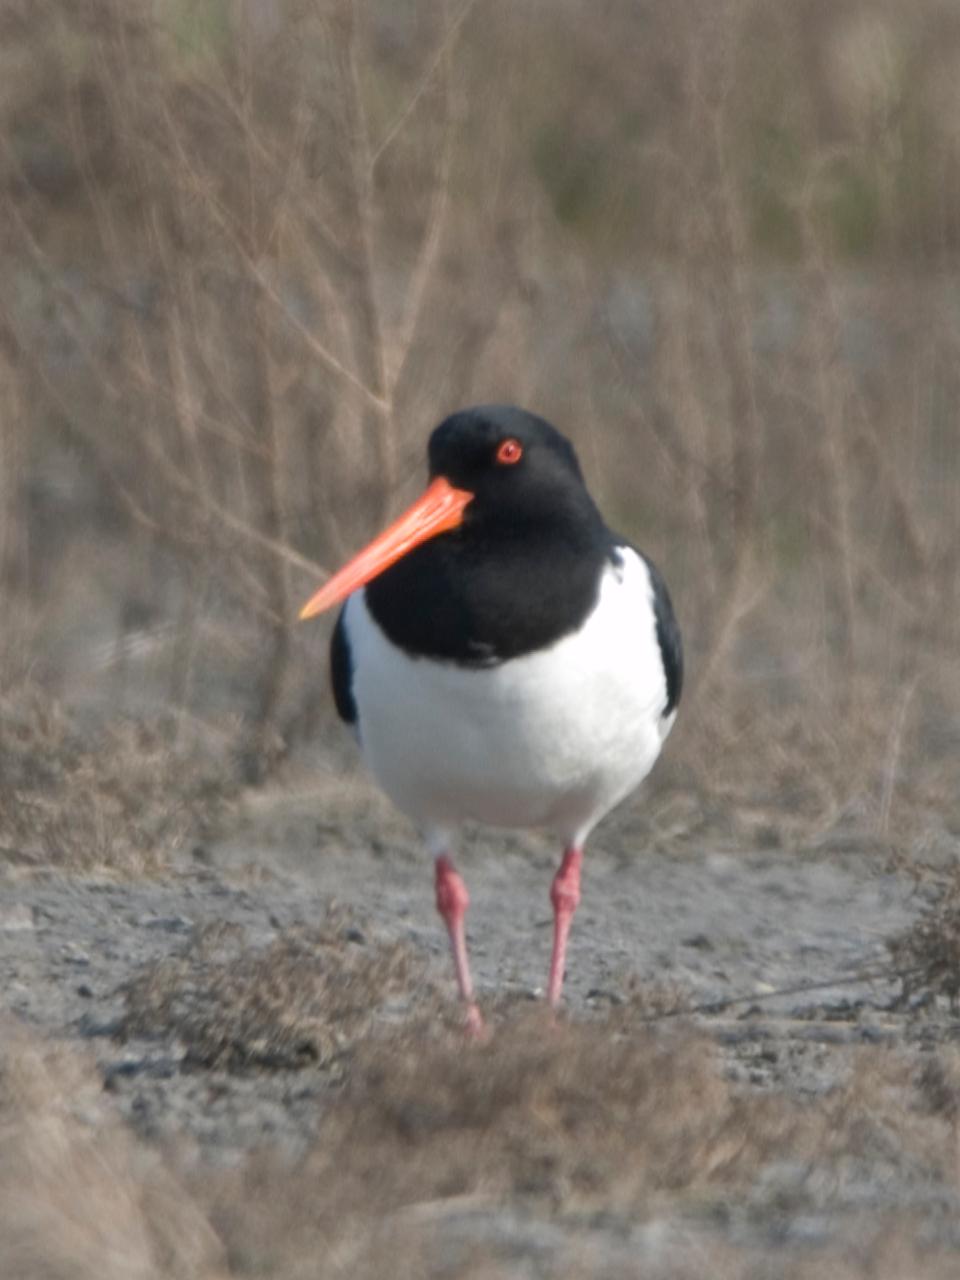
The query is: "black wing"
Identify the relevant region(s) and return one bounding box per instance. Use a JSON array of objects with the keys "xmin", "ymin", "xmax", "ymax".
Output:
[
  {"xmin": 330, "ymin": 606, "xmax": 358, "ymax": 725},
  {"xmin": 643, "ymin": 553, "xmax": 683, "ymax": 716}
]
